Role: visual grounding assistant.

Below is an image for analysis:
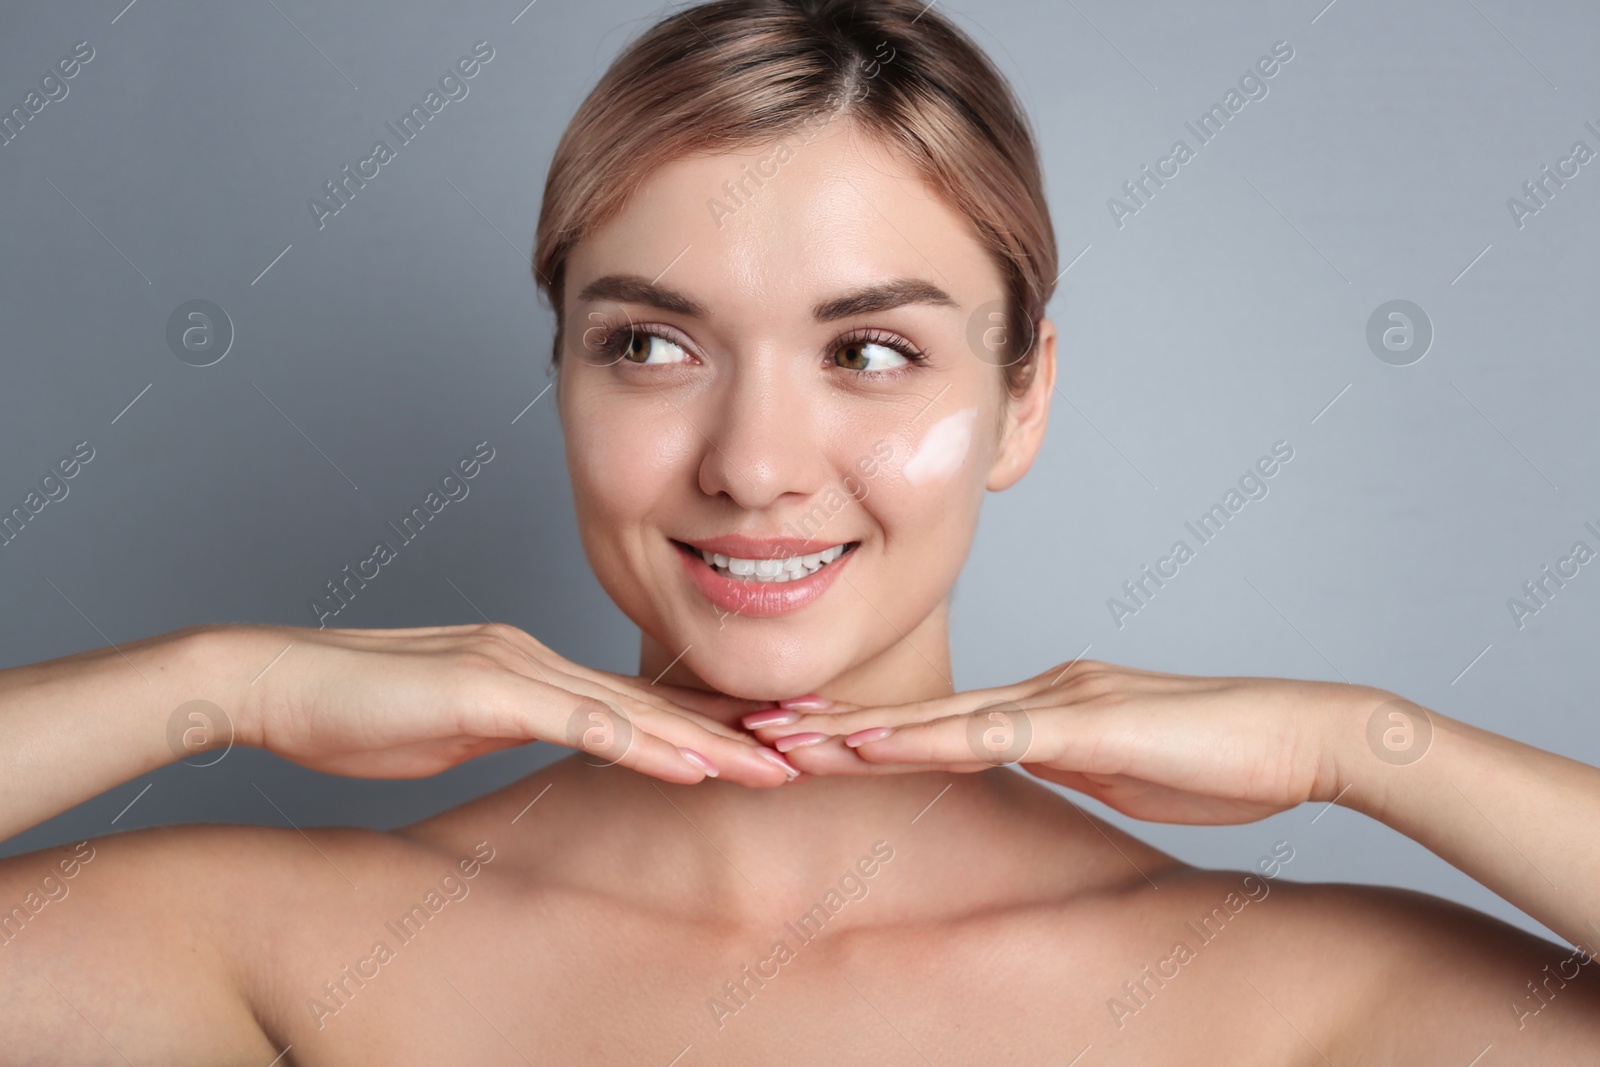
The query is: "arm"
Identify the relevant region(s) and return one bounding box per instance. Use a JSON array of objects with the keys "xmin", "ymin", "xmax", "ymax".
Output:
[
  {"xmin": 744, "ymin": 662, "xmax": 1600, "ymax": 954},
  {"xmin": 0, "ymin": 625, "xmax": 224, "ymax": 843},
  {"xmin": 0, "ymin": 621, "xmax": 788, "ymax": 846},
  {"xmin": 1330, "ymin": 695, "xmax": 1600, "ymax": 956},
  {"xmin": 0, "ymin": 620, "xmax": 791, "ymax": 1063}
]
